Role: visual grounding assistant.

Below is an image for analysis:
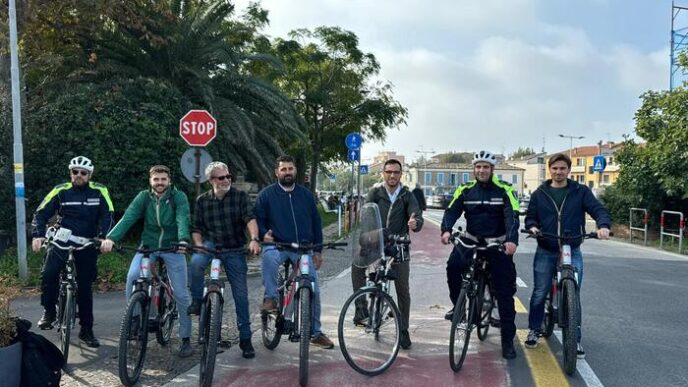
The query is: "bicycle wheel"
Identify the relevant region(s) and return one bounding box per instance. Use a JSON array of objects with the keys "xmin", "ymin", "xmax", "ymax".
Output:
[
  {"xmin": 542, "ymin": 289, "xmax": 555, "ymax": 338},
  {"xmin": 156, "ymin": 285, "xmax": 176, "ymax": 345},
  {"xmin": 476, "ymin": 276, "xmax": 494, "ymax": 341},
  {"xmin": 561, "ymin": 279, "xmax": 579, "ymax": 375},
  {"xmin": 449, "ymin": 288, "xmax": 474, "ymax": 372},
  {"xmin": 118, "ymin": 291, "xmax": 150, "ymax": 386},
  {"xmin": 338, "ymin": 287, "xmax": 400, "ymax": 376},
  {"xmin": 200, "ymin": 292, "xmax": 222, "ymax": 387},
  {"xmin": 59, "ymin": 287, "xmax": 75, "ymax": 362},
  {"xmin": 298, "ymin": 286, "xmax": 312, "ymax": 387}
]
